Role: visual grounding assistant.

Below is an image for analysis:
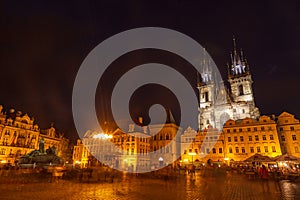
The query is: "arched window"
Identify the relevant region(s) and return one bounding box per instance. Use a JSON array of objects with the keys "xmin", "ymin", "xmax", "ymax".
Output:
[{"xmin": 238, "ymin": 85, "xmax": 244, "ymax": 96}]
